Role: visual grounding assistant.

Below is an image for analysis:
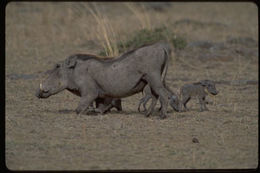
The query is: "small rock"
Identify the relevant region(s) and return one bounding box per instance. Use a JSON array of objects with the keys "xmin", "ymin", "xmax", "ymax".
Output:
[{"xmin": 192, "ymin": 137, "xmax": 199, "ymax": 143}]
